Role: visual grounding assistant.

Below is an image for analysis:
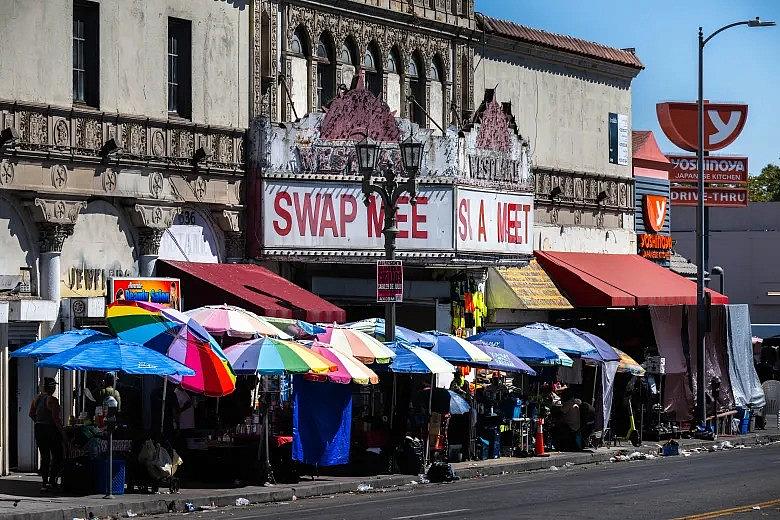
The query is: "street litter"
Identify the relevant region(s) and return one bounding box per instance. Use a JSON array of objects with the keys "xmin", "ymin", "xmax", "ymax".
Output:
[
  {"xmin": 357, "ymin": 483, "xmax": 373, "ymax": 492},
  {"xmin": 564, "ymin": 462, "xmax": 574, "ymax": 467},
  {"xmin": 753, "ymin": 506, "xmax": 761, "ymax": 510},
  {"xmin": 235, "ymin": 497, "xmax": 250, "ymax": 506},
  {"xmin": 549, "ymin": 465, "xmax": 559, "ymax": 471},
  {"xmin": 184, "ymin": 502, "xmax": 197, "ymax": 512},
  {"xmin": 125, "ymin": 510, "xmax": 138, "ymax": 518}
]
